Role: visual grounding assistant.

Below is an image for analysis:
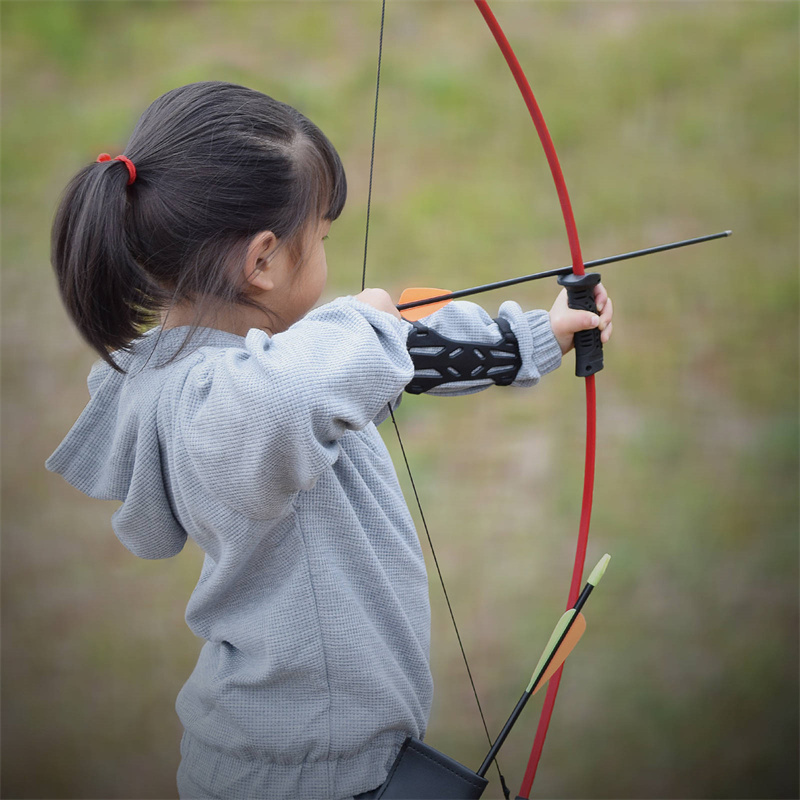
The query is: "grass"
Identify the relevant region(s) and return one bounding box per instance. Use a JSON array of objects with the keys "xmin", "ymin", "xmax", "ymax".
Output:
[{"xmin": 2, "ymin": 2, "xmax": 798, "ymax": 798}]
